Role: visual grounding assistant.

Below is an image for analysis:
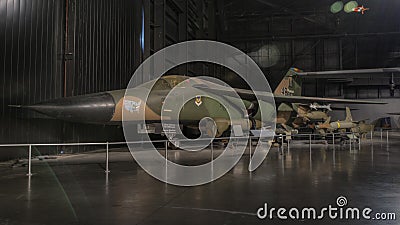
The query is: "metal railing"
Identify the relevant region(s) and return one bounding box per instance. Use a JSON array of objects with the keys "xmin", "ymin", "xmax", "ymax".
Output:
[{"xmin": 0, "ymin": 129, "xmax": 391, "ymax": 178}]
